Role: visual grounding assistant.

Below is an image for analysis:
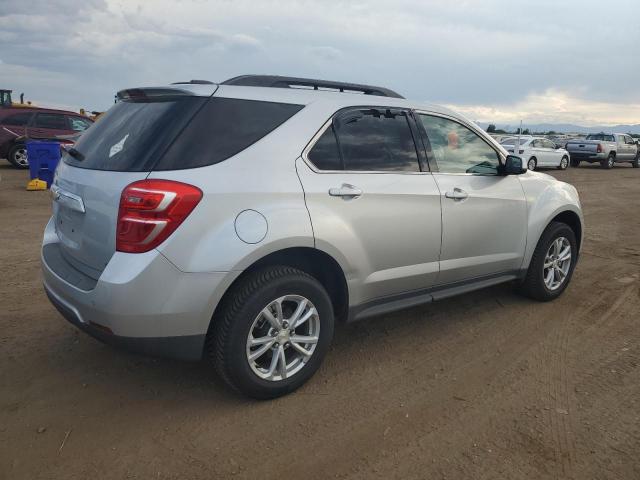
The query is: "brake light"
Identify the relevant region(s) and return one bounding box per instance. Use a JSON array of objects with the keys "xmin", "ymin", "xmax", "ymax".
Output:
[
  {"xmin": 116, "ymin": 180, "xmax": 202, "ymax": 253},
  {"xmin": 596, "ymin": 143, "xmax": 603, "ymax": 153}
]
